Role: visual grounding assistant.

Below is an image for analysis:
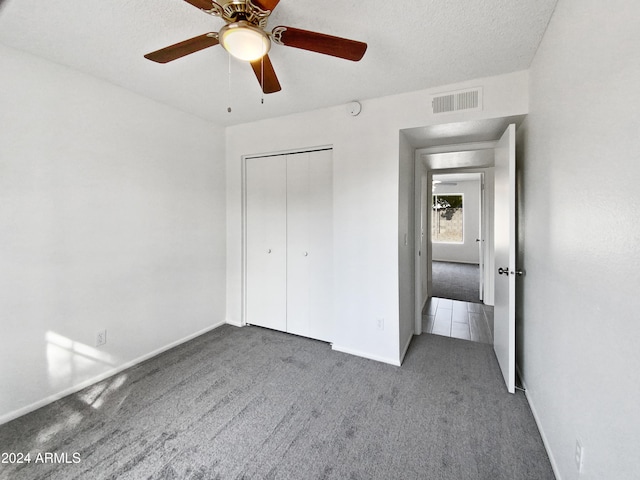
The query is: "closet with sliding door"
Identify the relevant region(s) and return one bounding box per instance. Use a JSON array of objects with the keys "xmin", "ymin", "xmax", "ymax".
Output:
[{"xmin": 245, "ymin": 148, "xmax": 333, "ymax": 342}]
